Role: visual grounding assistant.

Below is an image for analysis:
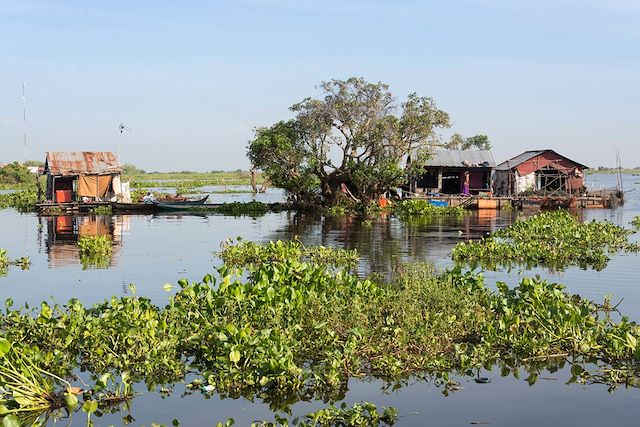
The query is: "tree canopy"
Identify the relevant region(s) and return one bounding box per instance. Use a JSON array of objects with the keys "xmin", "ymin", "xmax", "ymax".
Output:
[
  {"xmin": 0, "ymin": 162, "xmax": 35, "ymax": 185},
  {"xmin": 248, "ymin": 77, "xmax": 452, "ymax": 207},
  {"xmin": 444, "ymin": 133, "xmax": 492, "ymax": 150}
]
